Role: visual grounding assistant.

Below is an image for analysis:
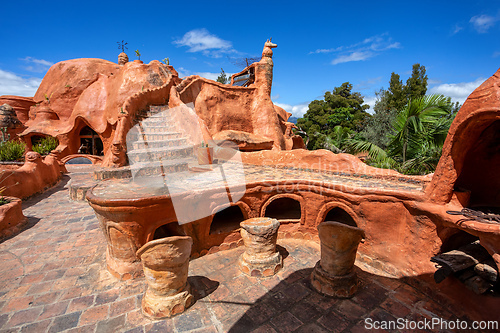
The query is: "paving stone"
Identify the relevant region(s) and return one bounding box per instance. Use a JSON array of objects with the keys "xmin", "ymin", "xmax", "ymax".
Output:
[
  {"xmin": 95, "ymin": 314, "xmax": 126, "ymax": 332},
  {"xmin": 79, "ymin": 304, "xmax": 109, "ymax": 325},
  {"xmin": 269, "ymin": 311, "xmax": 303, "ymax": 333},
  {"xmin": 144, "ymin": 320, "xmax": 174, "ymax": 332},
  {"xmin": 0, "ymin": 170, "xmax": 479, "ymax": 333},
  {"xmin": 48, "ymin": 311, "xmax": 81, "ymax": 333},
  {"xmin": 316, "ymin": 310, "xmax": 350, "ymax": 333},
  {"xmin": 19, "ymin": 319, "xmax": 52, "ymax": 333},
  {"xmin": 38, "ymin": 300, "xmax": 69, "ymax": 320}
]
